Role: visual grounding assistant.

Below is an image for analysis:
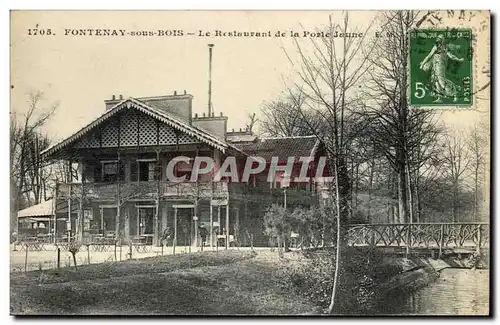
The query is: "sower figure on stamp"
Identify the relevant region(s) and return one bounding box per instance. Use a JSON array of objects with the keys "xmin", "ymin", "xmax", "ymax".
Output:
[{"xmin": 419, "ymin": 34, "xmax": 465, "ymax": 103}]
